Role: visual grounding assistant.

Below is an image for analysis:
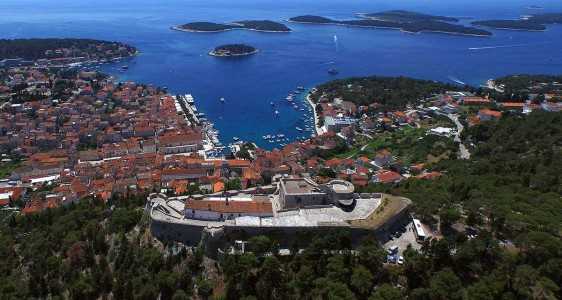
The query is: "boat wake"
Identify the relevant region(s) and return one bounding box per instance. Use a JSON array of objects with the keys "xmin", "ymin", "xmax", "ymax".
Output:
[
  {"xmin": 469, "ymin": 43, "xmax": 542, "ymax": 50},
  {"xmin": 319, "ymin": 61, "xmax": 335, "ymax": 65},
  {"xmin": 448, "ymin": 75, "xmax": 466, "ymax": 85}
]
